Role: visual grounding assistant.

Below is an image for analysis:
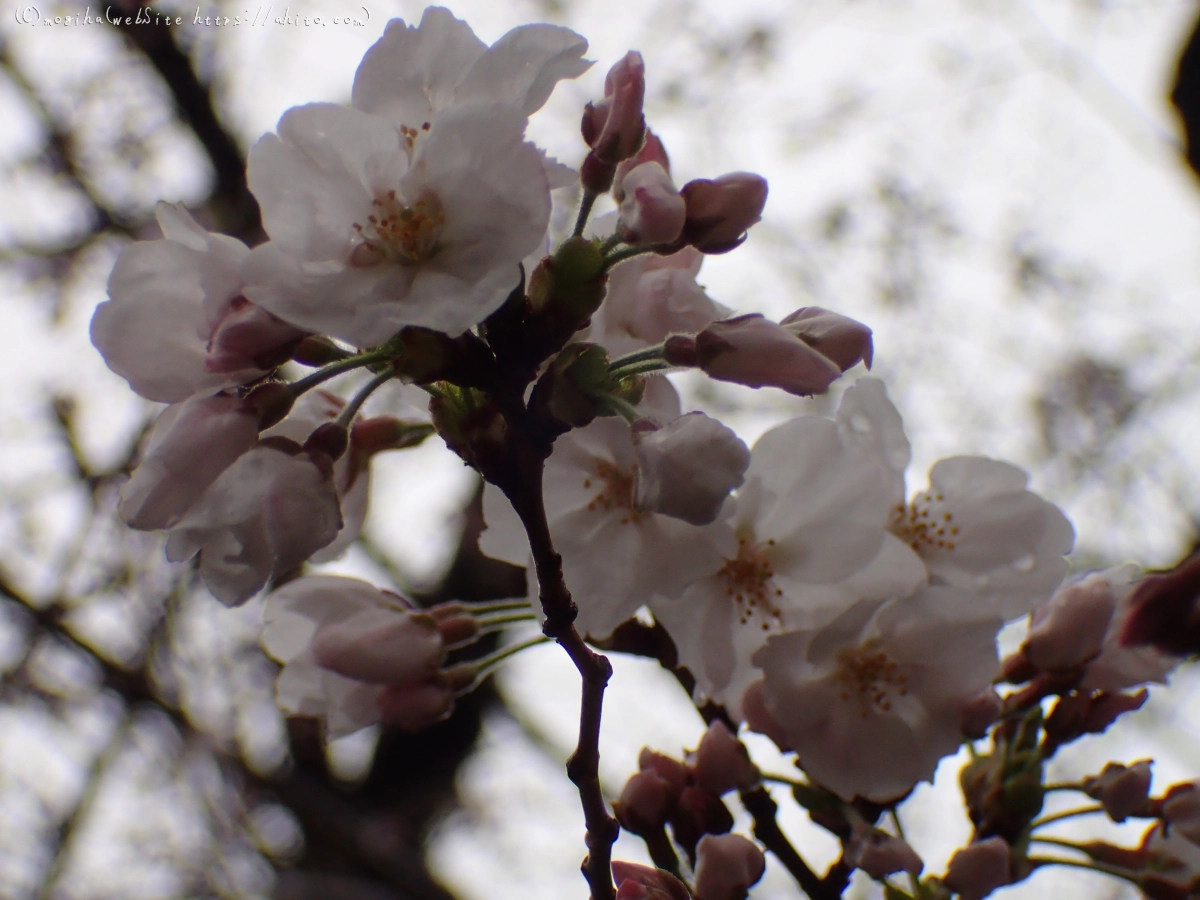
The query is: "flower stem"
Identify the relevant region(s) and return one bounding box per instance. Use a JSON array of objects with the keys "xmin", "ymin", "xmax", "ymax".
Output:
[
  {"xmin": 1031, "ymin": 835, "xmax": 1089, "ymax": 853},
  {"xmin": 1029, "ymin": 805, "xmax": 1105, "ymax": 829},
  {"xmin": 467, "ymin": 634, "xmax": 550, "ymax": 686},
  {"xmin": 574, "ymin": 189, "xmax": 599, "ymax": 238},
  {"xmin": 336, "ymin": 369, "xmax": 395, "ymax": 427},
  {"xmin": 474, "ymin": 612, "xmax": 539, "ymax": 633},
  {"xmin": 597, "ymin": 393, "xmax": 644, "ymax": 423},
  {"xmin": 456, "ymin": 598, "xmax": 534, "ymax": 615},
  {"xmin": 608, "ymin": 343, "xmax": 668, "ymax": 370},
  {"xmin": 740, "ymin": 786, "xmax": 840, "ymax": 900},
  {"xmin": 609, "ymin": 358, "xmax": 673, "ymax": 379},
  {"xmin": 890, "ymin": 809, "xmax": 921, "ymax": 896},
  {"xmin": 603, "ymin": 243, "xmax": 667, "ymax": 269},
  {"xmin": 288, "ymin": 349, "xmax": 391, "ymax": 397},
  {"xmin": 1028, "ymin": 855, "xmax": 1144, "ymax": 889}
]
